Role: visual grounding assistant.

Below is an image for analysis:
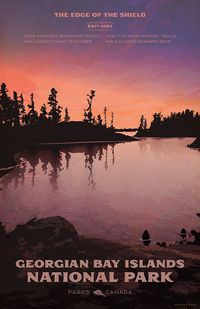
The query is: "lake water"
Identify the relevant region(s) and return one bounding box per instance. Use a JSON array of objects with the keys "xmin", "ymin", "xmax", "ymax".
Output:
[{"xmin": 0, "ymin": 138, "xmax": 200, "ymax": 244}]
